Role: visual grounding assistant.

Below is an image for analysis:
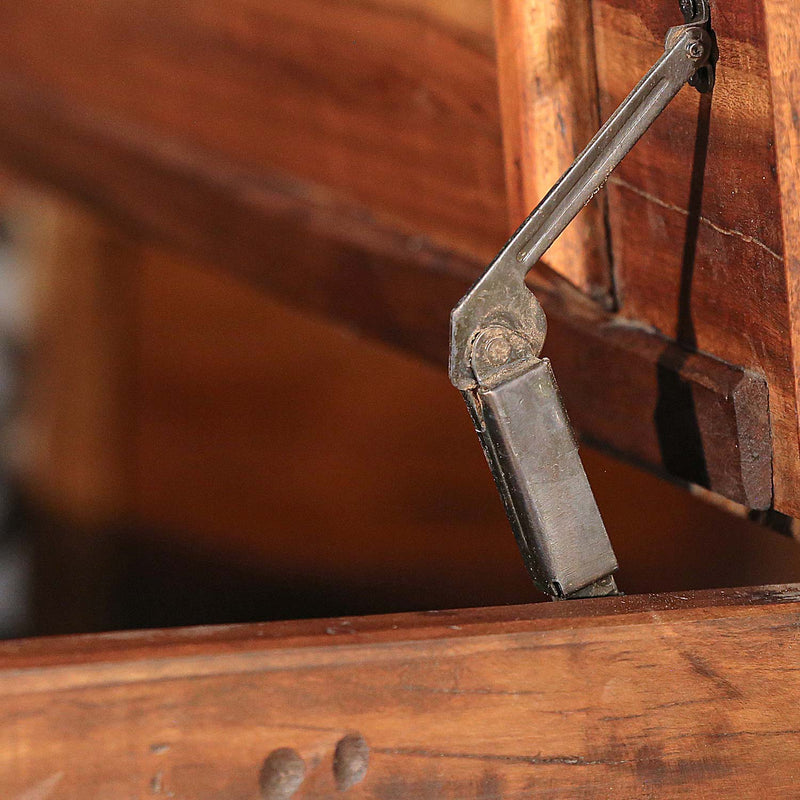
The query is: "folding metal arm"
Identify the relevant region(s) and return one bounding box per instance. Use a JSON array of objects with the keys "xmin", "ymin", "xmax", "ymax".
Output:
[{"xmin": 449, "ymin": 2, "xmax": 715, "ymax": 598}]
